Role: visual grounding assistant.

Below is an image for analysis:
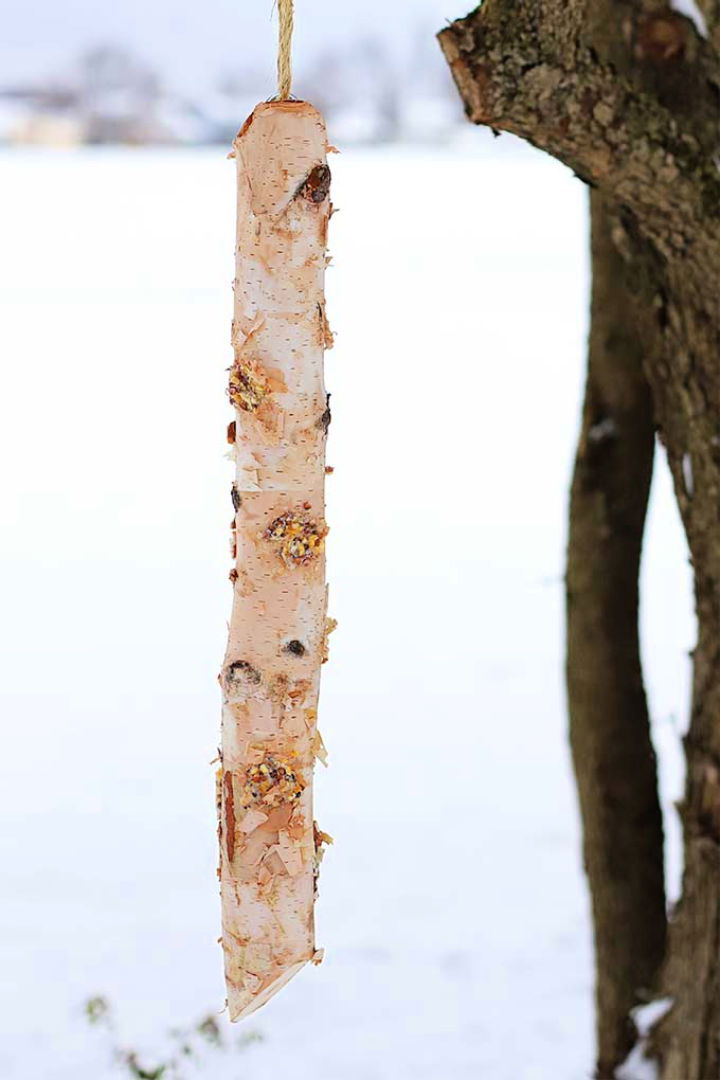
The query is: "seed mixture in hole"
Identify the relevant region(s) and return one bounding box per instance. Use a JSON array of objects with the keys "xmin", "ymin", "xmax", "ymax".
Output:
[
  {"xmin": 263, "ymin": 511, "xmax": 327, "ymax": 567},
  {"xmin": 240, "ymin": 754, "xmax": 306, "ymax": 810},
  {"xmin": 228, "ymin": 360, "xmax": 268, "ymax": 412}
]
